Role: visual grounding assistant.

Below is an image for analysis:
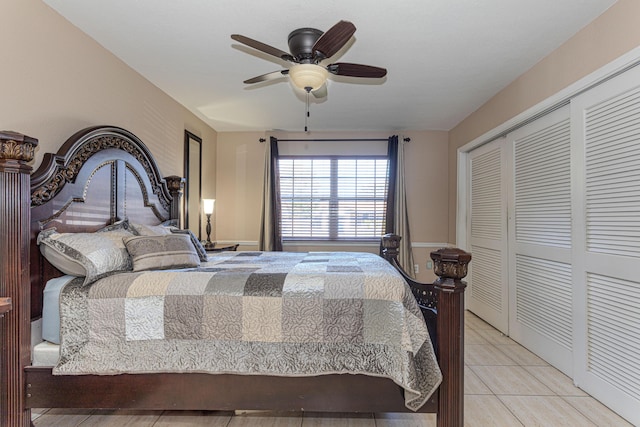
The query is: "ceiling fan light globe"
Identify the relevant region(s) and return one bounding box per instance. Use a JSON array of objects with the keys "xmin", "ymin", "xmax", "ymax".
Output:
[{"xmin": 289, "ymin": 64, "xmax": 328, "ymax": 92}]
